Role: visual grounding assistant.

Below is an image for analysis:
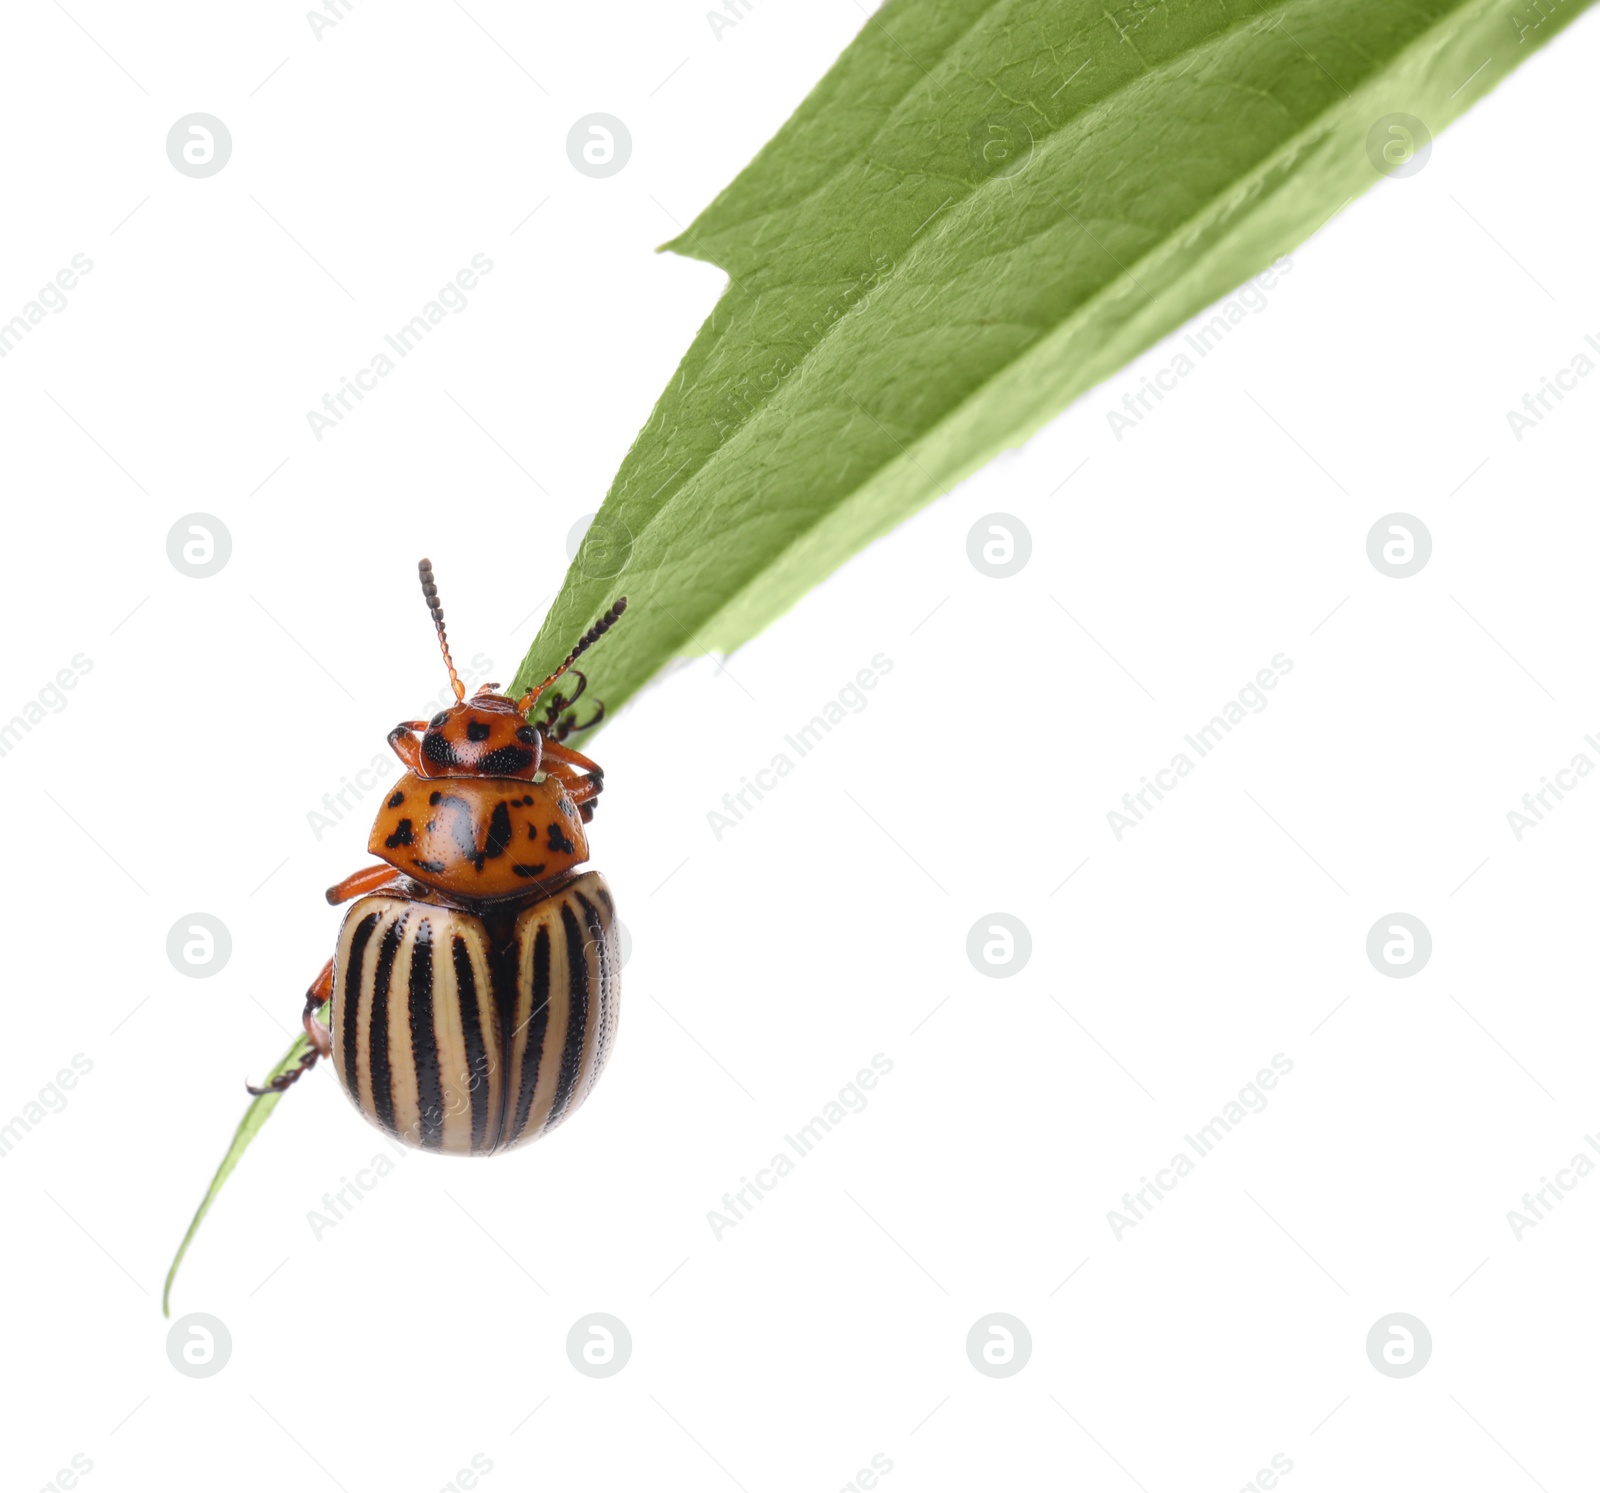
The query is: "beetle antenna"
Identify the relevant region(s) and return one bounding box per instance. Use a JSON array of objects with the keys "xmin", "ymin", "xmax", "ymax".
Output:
[
  {"xmin": 418, "ymin": 558, "xmax": 465, "ymax": 703},
  {"xmin": 518, "ymin": 597, "xmax": 626, "ymax": 715}
]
